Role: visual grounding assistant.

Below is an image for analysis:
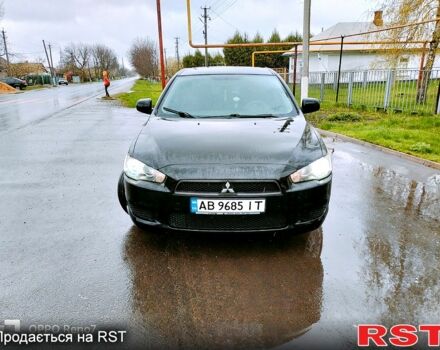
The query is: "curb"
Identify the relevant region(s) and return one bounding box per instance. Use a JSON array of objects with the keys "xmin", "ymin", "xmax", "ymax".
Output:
[{"xmin": 317, "ymin": 128, "xmax": 440, "ymax": 171}]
